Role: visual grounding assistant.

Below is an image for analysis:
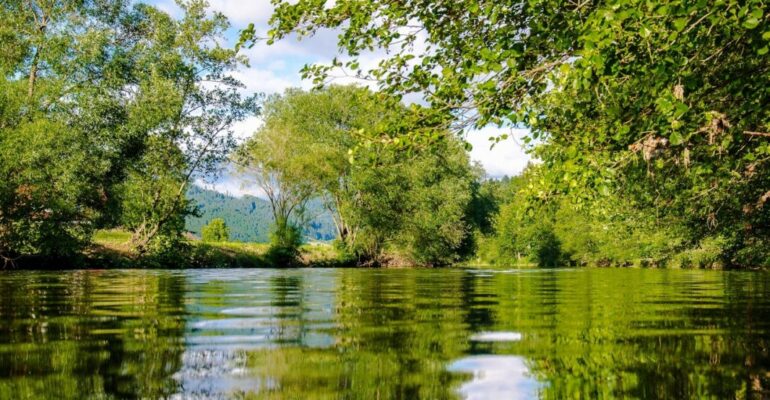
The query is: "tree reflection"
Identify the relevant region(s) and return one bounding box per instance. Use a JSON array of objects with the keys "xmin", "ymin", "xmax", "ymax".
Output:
[
  {"xmin": 0, "ymin": 271, "xmax": 186, "ymax": 399},
  {"xmin": 1, "ymin": 269, "xmax": 769, "ymax": 399}
]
